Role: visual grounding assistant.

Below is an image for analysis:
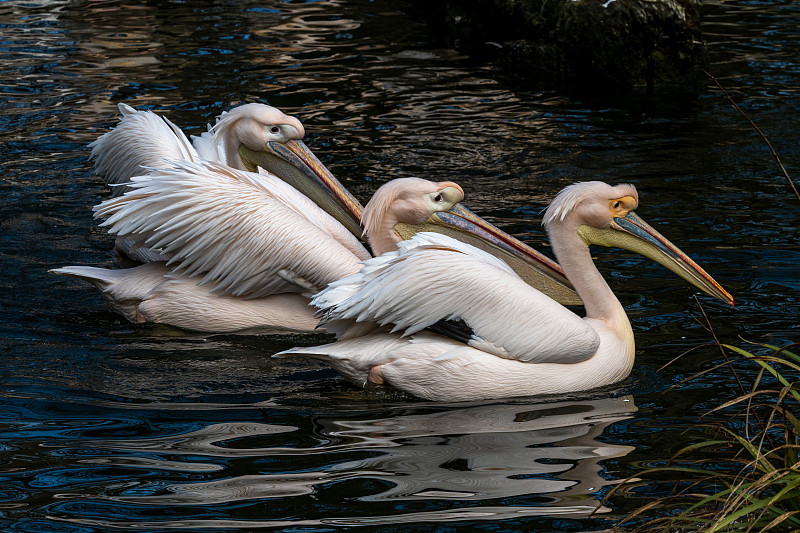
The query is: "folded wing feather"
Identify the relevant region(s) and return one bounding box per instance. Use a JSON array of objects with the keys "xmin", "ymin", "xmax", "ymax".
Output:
[
  {"xmin": 89, "ymin": 103, "xmax": 200, "ymax": 196},
  {"xmin": 313, "ymin": 232, "xmax": 600, "ymax": 364},
  {"xmin": 94, "ymin": 160, "xmax": 369, "ymax": 298}
]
